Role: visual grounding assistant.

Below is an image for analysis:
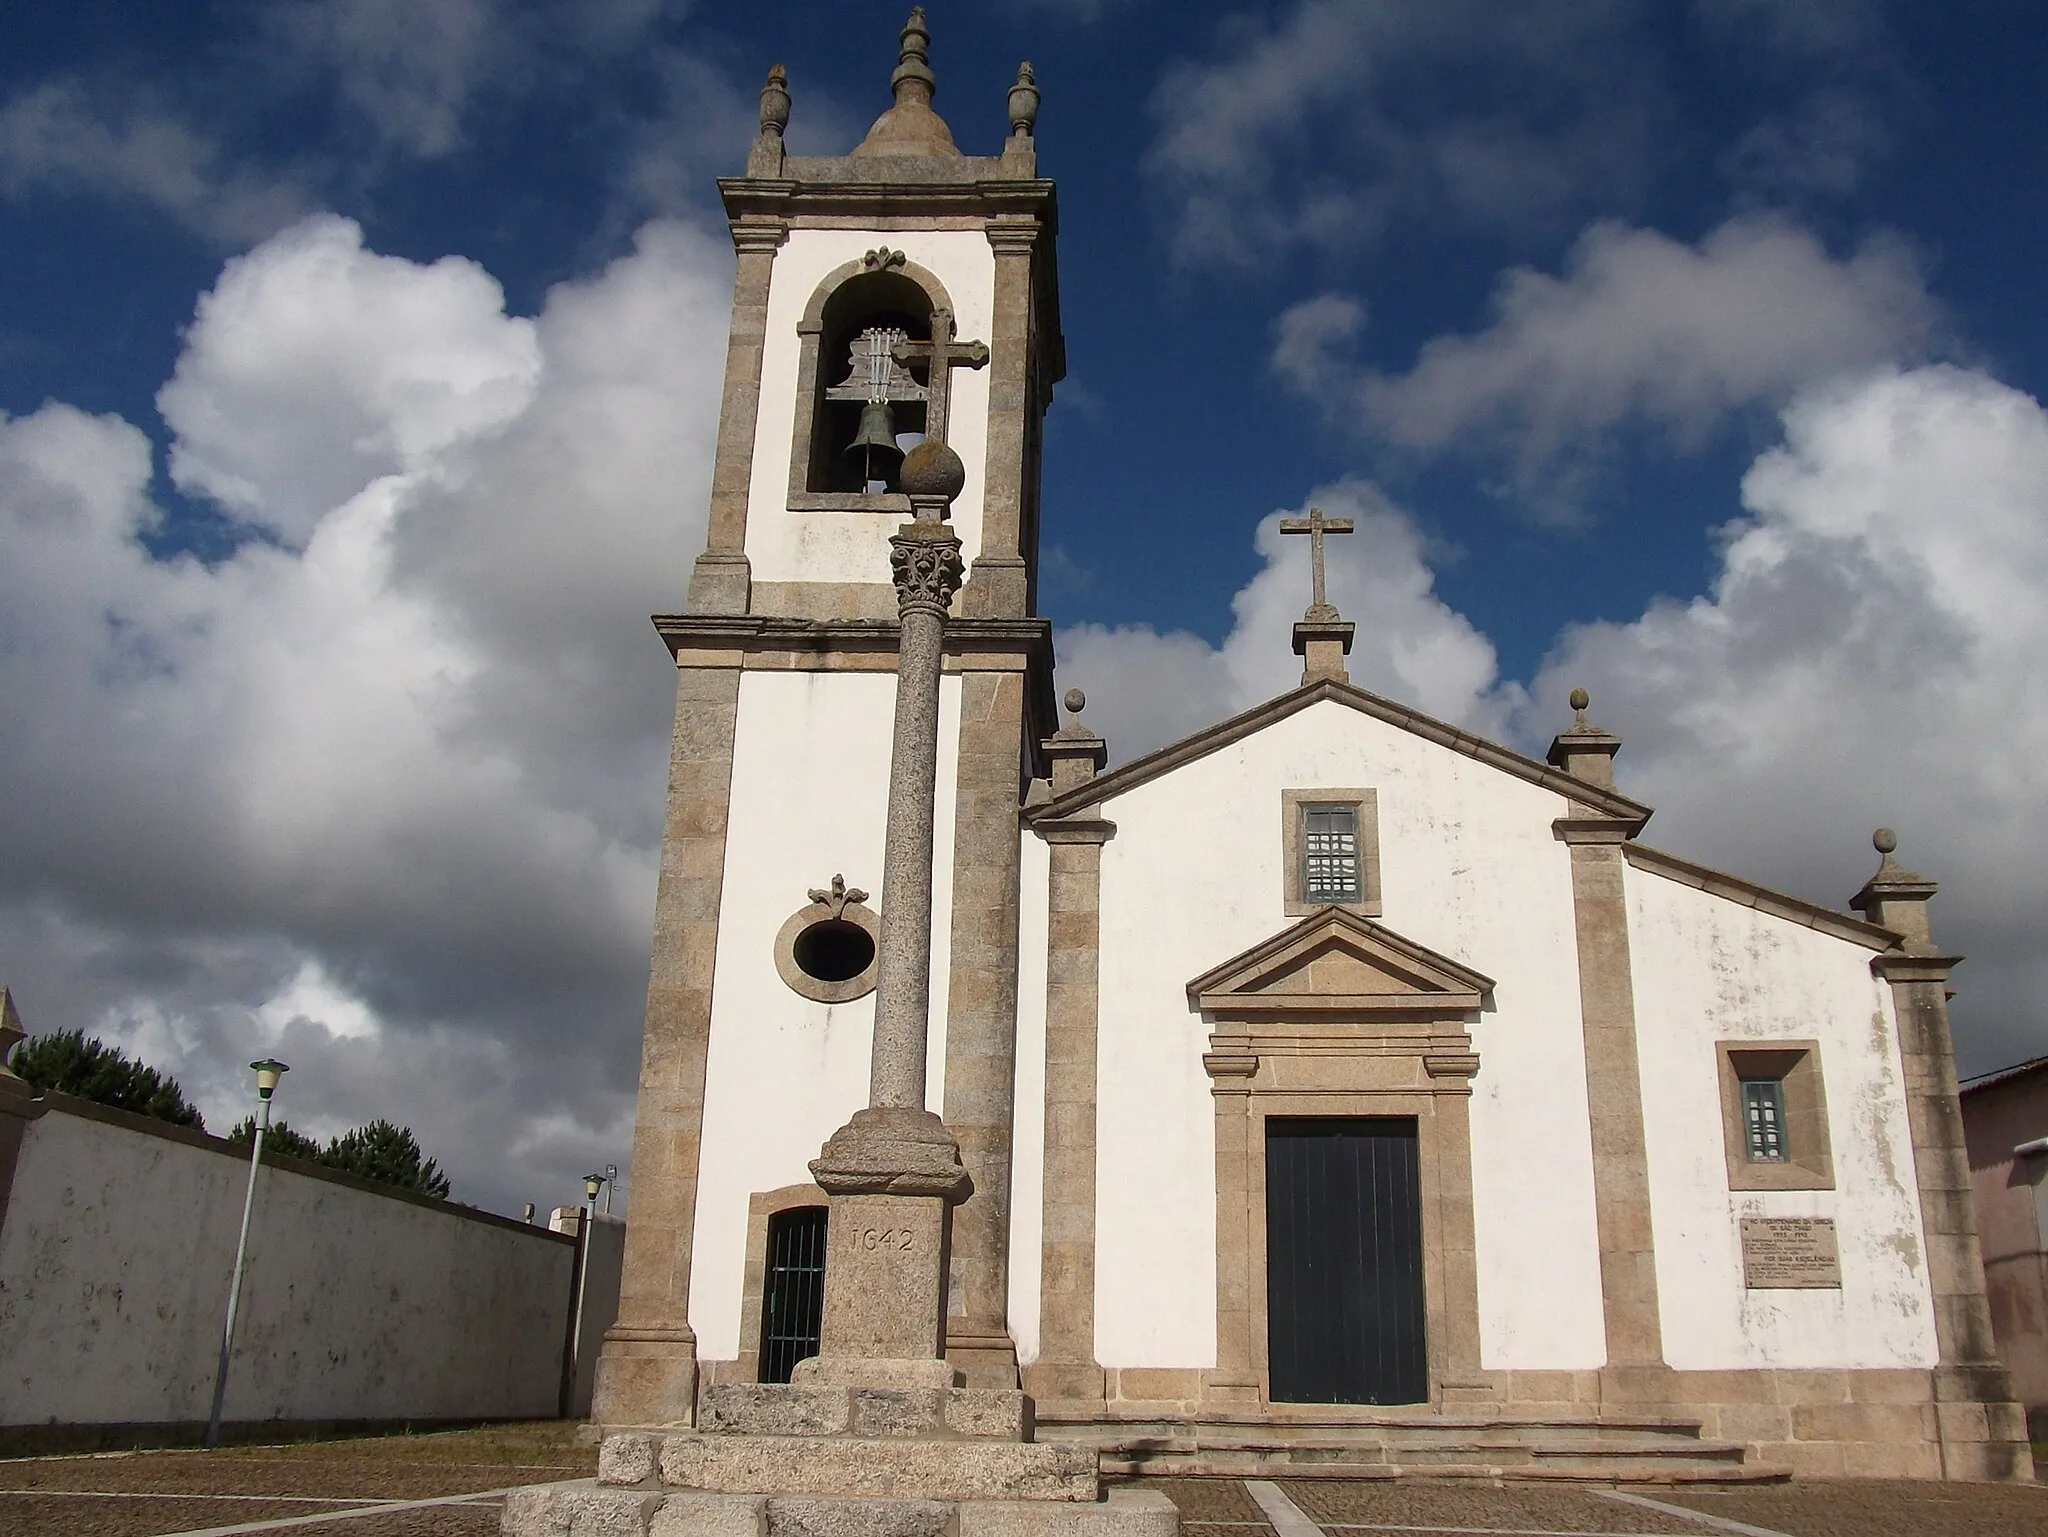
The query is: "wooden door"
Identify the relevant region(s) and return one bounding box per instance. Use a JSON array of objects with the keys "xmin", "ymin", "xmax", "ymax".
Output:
[{"xmin": 1265, "ymin": 1117, "xmax": 1428, "ymax": 1405}]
